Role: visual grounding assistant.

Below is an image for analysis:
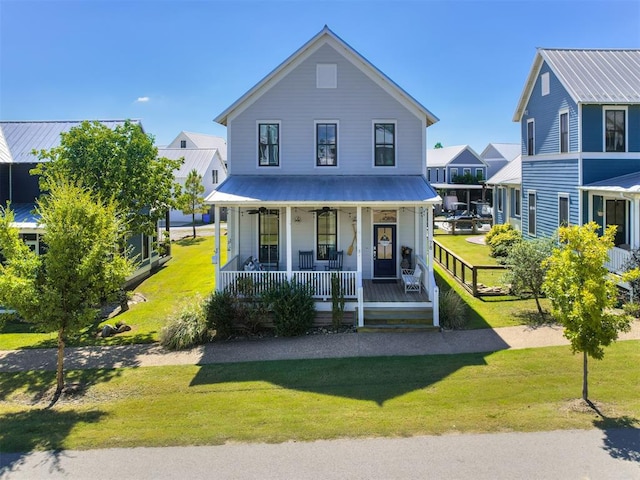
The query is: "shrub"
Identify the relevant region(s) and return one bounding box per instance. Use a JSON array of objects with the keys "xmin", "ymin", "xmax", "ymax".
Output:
[
  {"xmin": 262, "ymin": 279, "xmax": 315, "ymax": 336},
  {"xmin": 204, "ymin": 290, "xmax": 237, "ymax": 340},
  {"xmin": 439, "ymin": 288, "xmax": 468, "ymax": 330},
  {"xmin": 485, "ymin": 224, "xmax": 522, "ymax": 263},
  {"xmin": 623, "ymin": 301, "xmax": 640, "ymax": 319},
  {"xmin": 160, "ymin": 298, "xmax": 209, "ymax": 350}
]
